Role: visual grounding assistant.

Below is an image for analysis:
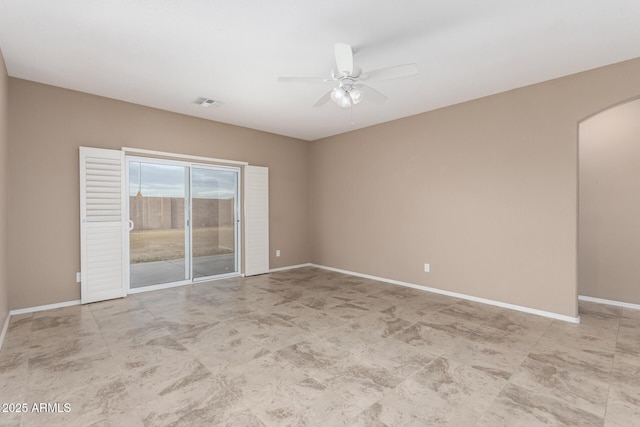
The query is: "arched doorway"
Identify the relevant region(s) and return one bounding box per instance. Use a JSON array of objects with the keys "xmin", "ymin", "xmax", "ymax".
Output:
[{"xmin": 578, "ymin": 97, "xmax": 640, "ymax": 307}]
